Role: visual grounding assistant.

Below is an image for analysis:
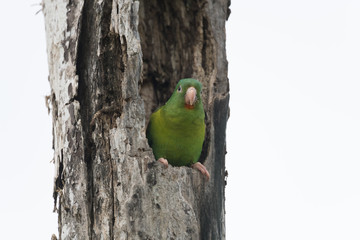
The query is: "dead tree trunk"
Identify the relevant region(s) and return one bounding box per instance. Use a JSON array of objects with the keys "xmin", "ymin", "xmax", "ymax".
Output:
[{"xmin": 43, "ymin": 0, "xmax": 230, "ymax": 239}]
